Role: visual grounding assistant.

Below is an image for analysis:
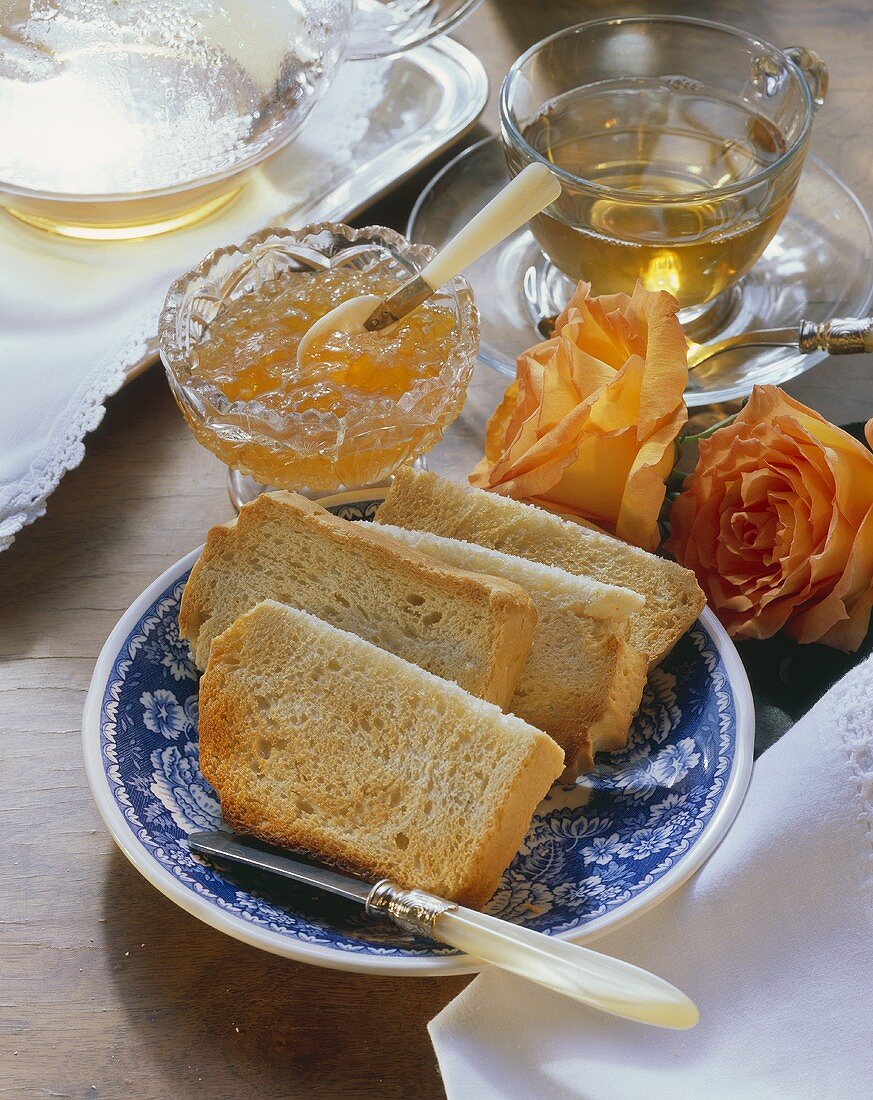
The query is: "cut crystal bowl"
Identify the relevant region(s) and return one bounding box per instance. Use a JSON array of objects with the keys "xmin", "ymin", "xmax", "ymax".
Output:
[{"xmin": 159, "ymin": 222, "xmax": 479, "ymax": 492}]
